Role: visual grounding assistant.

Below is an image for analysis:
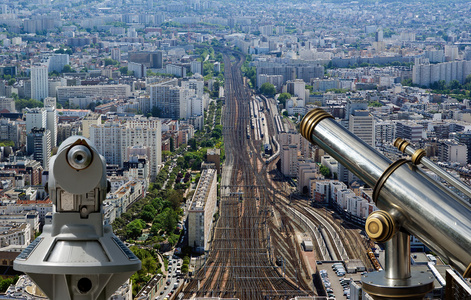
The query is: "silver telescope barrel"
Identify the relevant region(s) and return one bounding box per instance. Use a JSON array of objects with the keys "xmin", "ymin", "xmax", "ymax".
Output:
[
  {"xmin": 395, "ymin": 137, "xmax": 471, "ymax": 202},
  {"xmin": 300, "ymin": 109, "xmax": 471, "ymax": 277}
]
